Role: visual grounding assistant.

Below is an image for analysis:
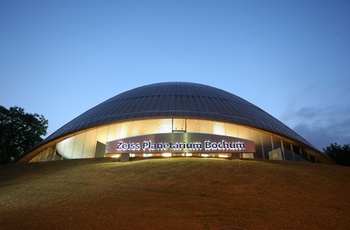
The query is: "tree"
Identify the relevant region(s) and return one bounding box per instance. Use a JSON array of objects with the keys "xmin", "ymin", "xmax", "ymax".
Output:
[
  {"xmin": 0, "ymin": 106, "xmax": 48, "ymax": 164},
  {"xmin": 323, "ymin": 143, "xmax": 350, "ymax": 167}
]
